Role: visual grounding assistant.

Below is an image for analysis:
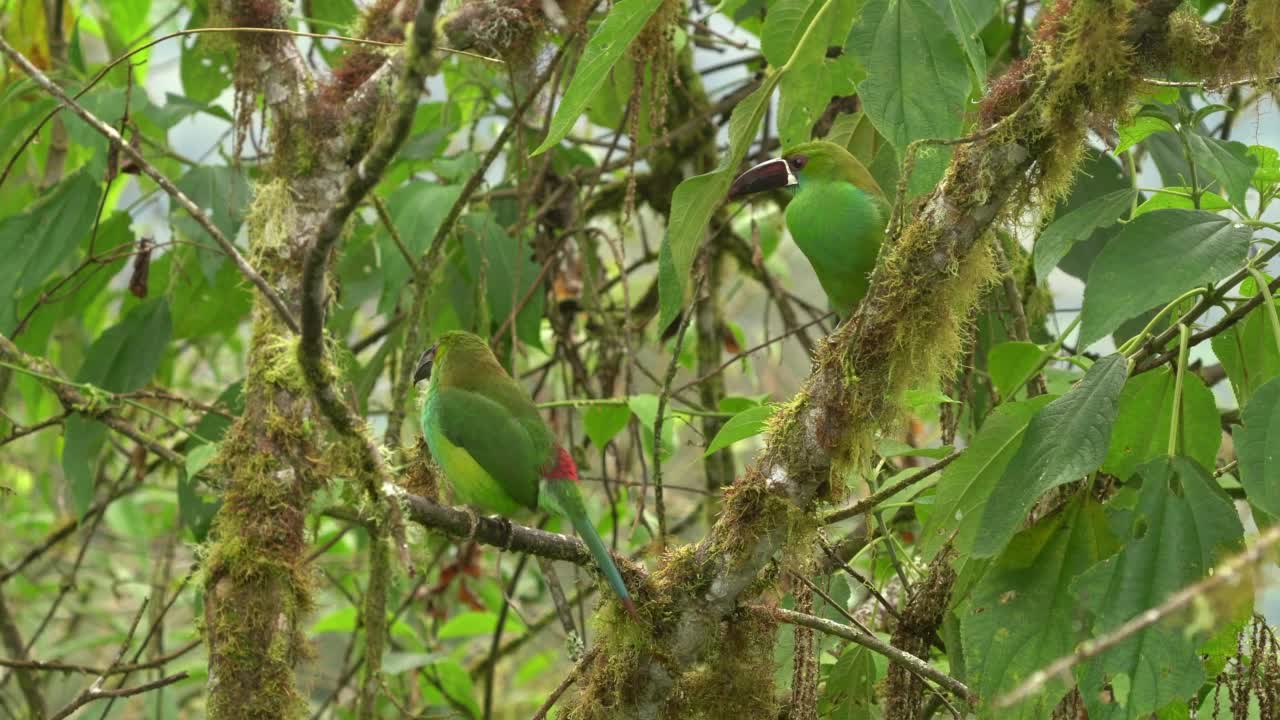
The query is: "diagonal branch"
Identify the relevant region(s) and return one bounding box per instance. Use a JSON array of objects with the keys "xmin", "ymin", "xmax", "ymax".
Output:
[
  {"xmin": 300, "ymin": 0, "xmax": 443, "ymax": 435},
  {"xmin": 997, "ymin": 522, "xmax": 1280, "ymax": 709},
  {"xmin": 0, "ymin": 334, "xmax": 184, "ymax": 467},
  {"xmin": 0, "ymin": 36, "xmax": 300, "ymax": 335},
  {"xmin": 760, "ymin": 605, "xmax": 973, "ymax": 704}
]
